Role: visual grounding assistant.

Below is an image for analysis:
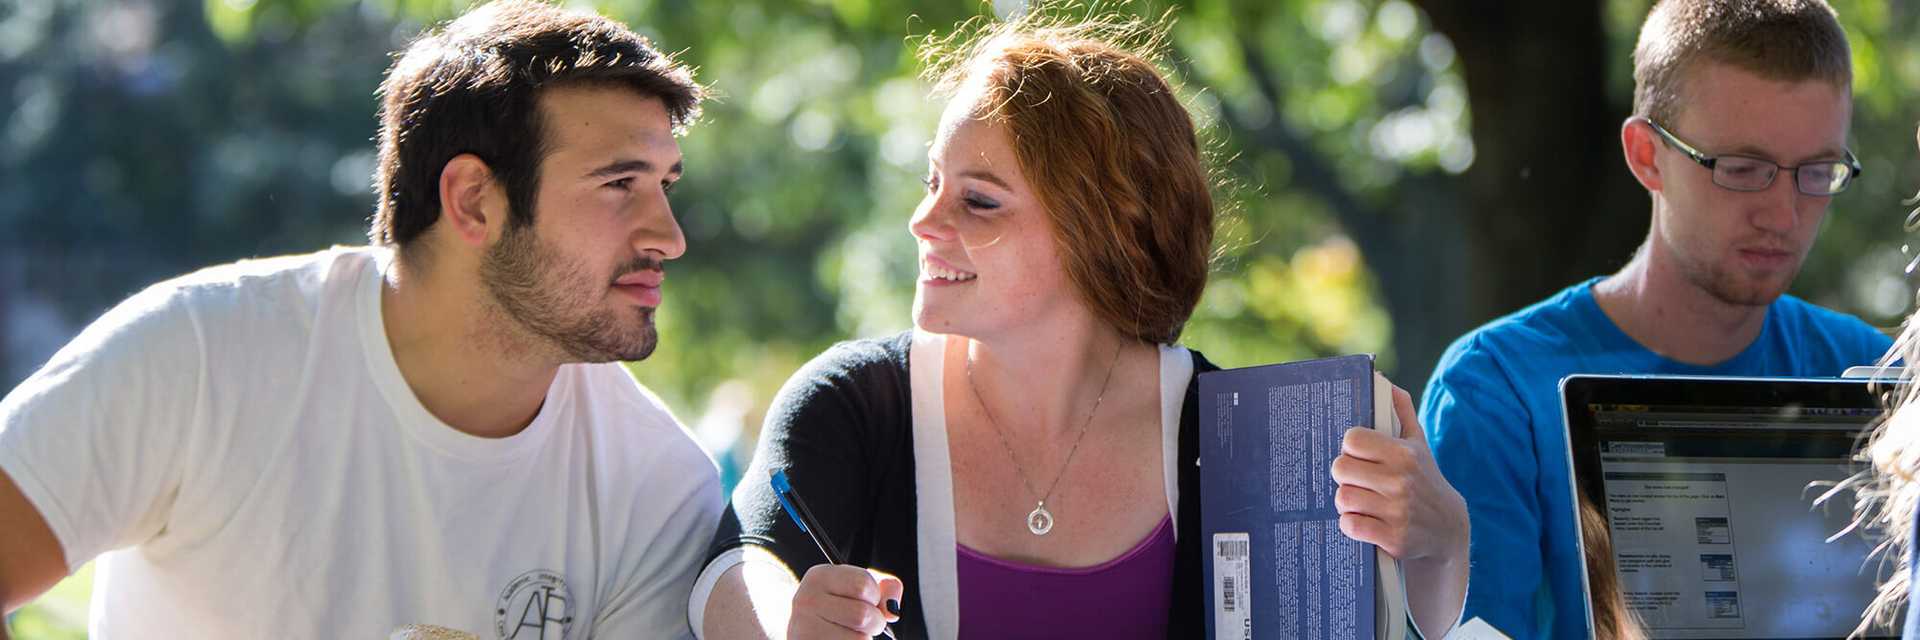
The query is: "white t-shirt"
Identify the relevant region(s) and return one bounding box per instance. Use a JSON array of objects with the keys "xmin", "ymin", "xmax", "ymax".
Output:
[{"xmin": 0, "ymin": 247, "xmax": 722, "ymax": 639}]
